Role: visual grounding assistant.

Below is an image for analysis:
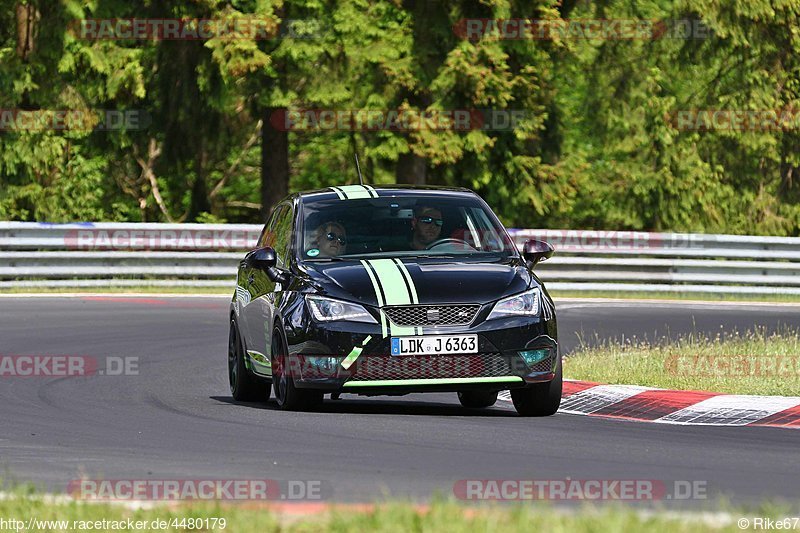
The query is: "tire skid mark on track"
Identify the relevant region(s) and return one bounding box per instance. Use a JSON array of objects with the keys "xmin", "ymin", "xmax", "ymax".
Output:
[
  {"xmin": 34, "ymin": 375, "xmax": 88, "ymax": 412},
  {"xmin": 143, "ymin": 392, "xmax": 274, "ymax": 428},
  {"xmin": 144, "ymin": 392, "xmax": 515, "ymax": 452}
]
